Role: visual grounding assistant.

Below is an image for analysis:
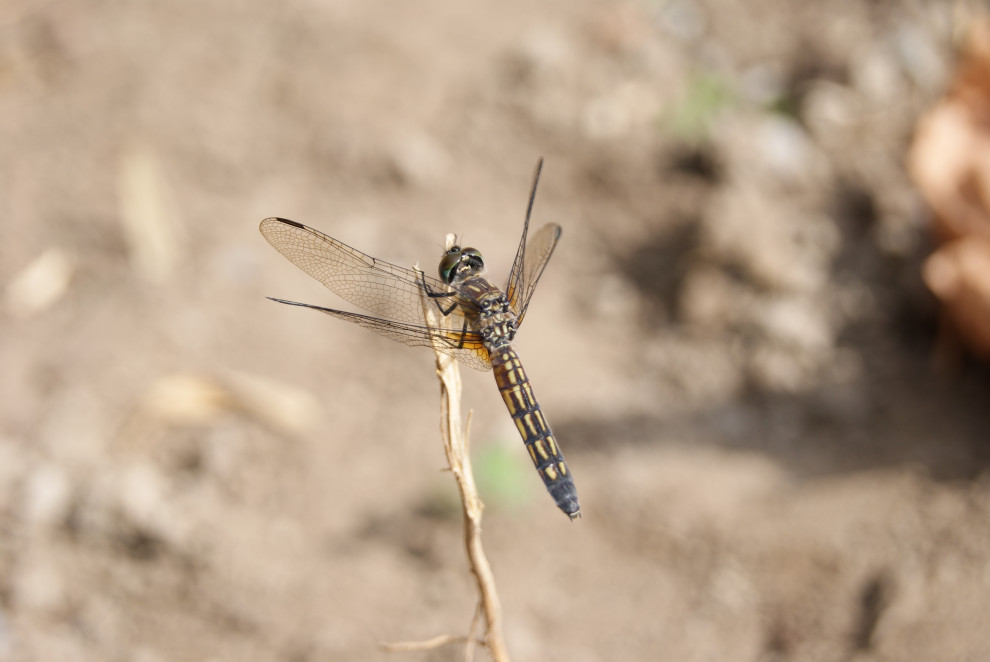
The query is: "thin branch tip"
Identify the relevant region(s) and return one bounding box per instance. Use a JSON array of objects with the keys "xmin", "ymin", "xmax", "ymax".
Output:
[{"xmin": 409, "ymin": 263, "xmax": 511, "ymax": 662}]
